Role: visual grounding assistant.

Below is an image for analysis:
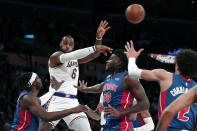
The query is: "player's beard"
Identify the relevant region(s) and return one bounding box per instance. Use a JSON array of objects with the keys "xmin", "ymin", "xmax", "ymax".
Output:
[
  {"xmin": 106, "ymin": 64, "xmax": 123, "ymax": 74},
  {"xmin": 105, "ymin": 65, "xmax": 115, "ymax": 73},
  {"xmin": 35, "ymin": 85, "xmax": 42, "ymax": 91},
  {"xmin": 59, "ymin": 47, "xmax": 71, "ymax": 53}
]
